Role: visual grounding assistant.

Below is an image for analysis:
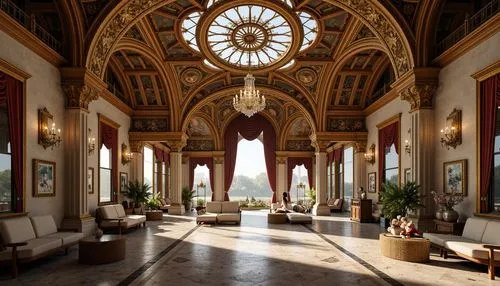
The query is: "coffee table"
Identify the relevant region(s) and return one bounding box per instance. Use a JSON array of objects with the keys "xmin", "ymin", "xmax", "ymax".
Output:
[
  {"xmin": 79, "ymin": 234, "xmax": 125, "ymax": 264},
  {"xmin": 379, "ymin": 233, "xmax": 430, "ymax": 263}
]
